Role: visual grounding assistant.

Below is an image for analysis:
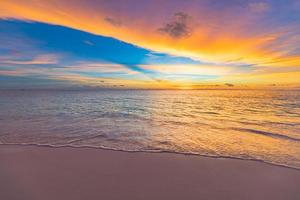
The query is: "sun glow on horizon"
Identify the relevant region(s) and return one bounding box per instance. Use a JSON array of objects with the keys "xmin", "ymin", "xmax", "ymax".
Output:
[{"xmin": 0, "ymin": 0, "xmax": 300, "ymax": 89}]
